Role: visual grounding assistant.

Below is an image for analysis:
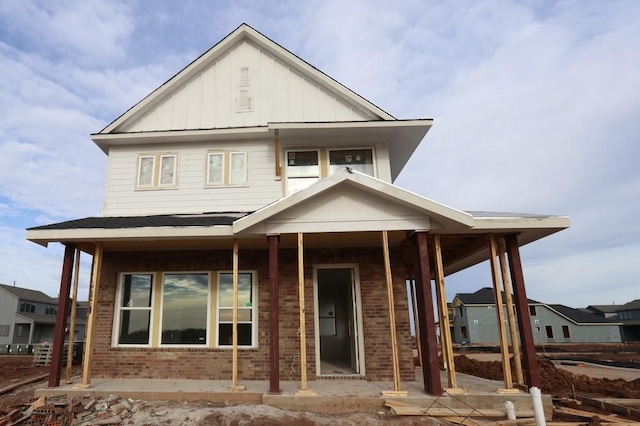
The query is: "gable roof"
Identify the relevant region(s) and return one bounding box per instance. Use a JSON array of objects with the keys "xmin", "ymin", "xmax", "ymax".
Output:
[
  {"xmin": 0, "ymin": 283, "xmax": 56, "ymax": 304},
  {"xmin": 454, "ymin": 287, "xmax": 540, "ymax": 305},
  {"xmin": 232, "ymin": 168, "xmax": 475, "ymax": 234},
  {"xmin": 585, "ymin": 304, "xmax": 620, "ymax": 314},
  {"xmin": 98, "ymin": 23, "xmax": 395, "ymax": 136}
]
